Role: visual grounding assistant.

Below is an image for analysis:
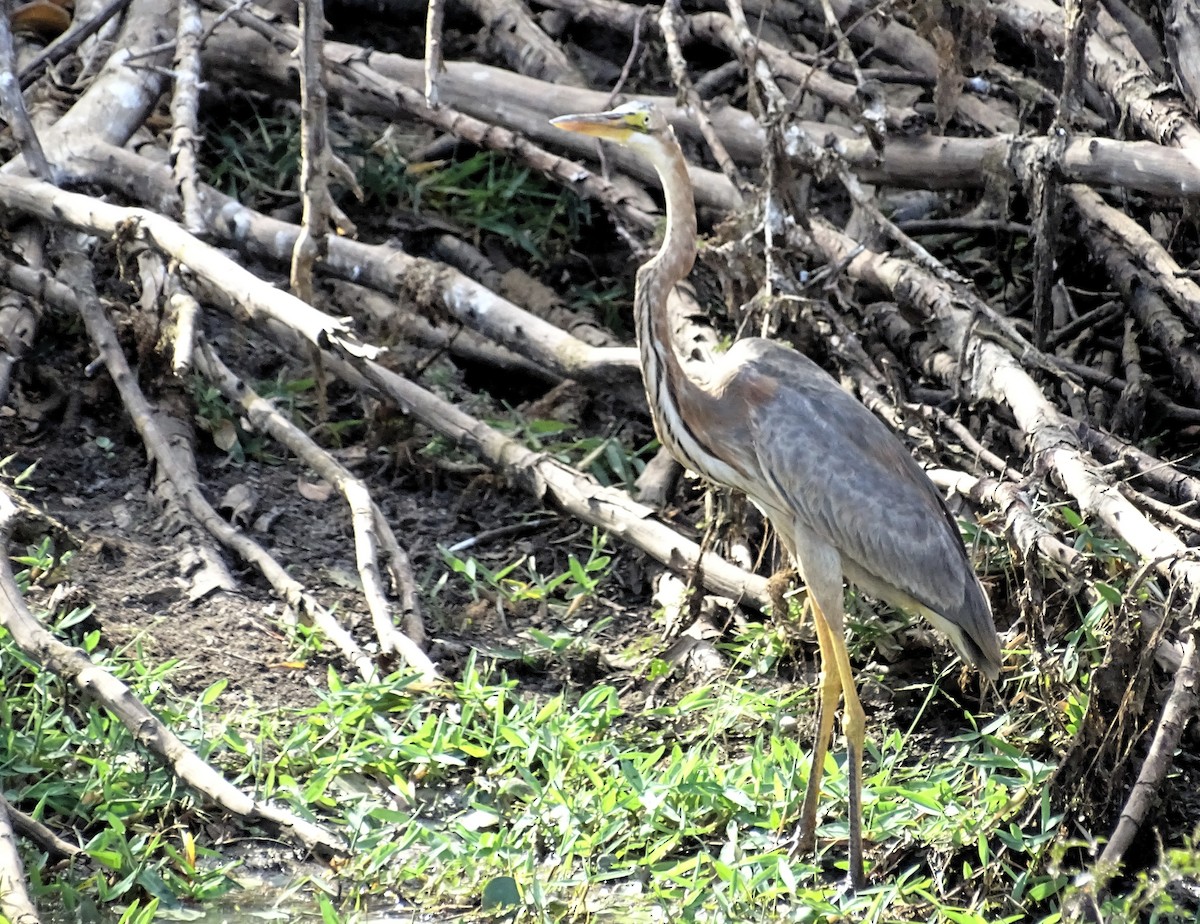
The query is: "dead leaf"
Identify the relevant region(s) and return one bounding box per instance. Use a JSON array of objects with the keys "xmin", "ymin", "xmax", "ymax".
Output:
[
  {"xmin": 297, "ymin": 478, "xmax": 334, "ymax": 502},
  {"xmin": 212, "ymin": 419, "xmax": 238, "ymax": 452},
  {"xmin": 219, "ymin": 483, "xmax": 258, "ymax": 526}
]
